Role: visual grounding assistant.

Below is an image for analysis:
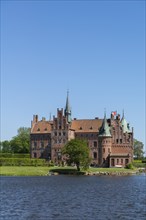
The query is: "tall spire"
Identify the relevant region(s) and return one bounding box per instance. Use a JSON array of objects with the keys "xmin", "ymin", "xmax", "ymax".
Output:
[
  {"xmin": 64, "ymin": 90, "xmax": 71, "ymax": 123},
  {"xmin": 99, "ymin": 112, "xmax": 111, "ymax": 137}
]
